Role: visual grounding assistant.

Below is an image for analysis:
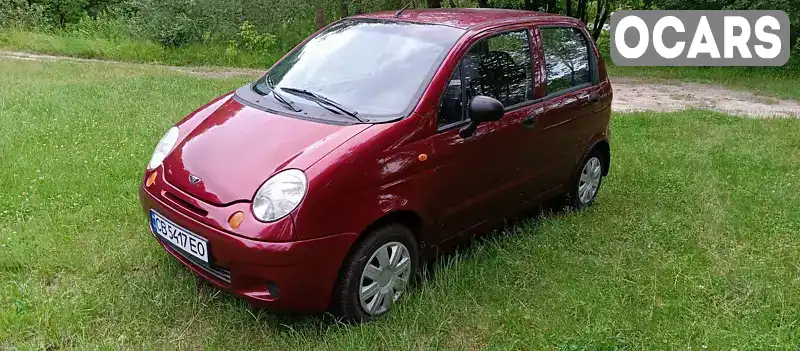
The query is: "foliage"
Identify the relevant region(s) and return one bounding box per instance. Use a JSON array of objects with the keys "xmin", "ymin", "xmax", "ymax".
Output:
[
  {"xmin": 0, "ymin": 0, "xmax": 48, "ymax": 28},
  {"xmin": 1, "ymin": 0, "xmax": 798, "ymax": 52},
  {"xmin": 650, "ymin": 0, "xmax": 800, "ymax": 44},
  {"xmin": 237, "ymin": 20, "xmax": 277, "ymax": 53},
  {"xmin": 0, "ymin": 27, "xmax": 274, "ymax": 67},
  {"xmin": 67, "ymin": 12, "xmax": 132, "ymax": 41}
]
